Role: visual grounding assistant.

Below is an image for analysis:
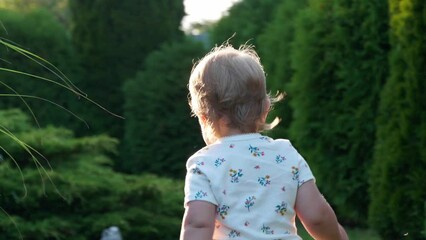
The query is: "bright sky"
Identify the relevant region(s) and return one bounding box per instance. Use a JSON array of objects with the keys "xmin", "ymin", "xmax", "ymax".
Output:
[{"xmin": 182, "ymin": 0, "xmax": 240, "ymax": 33}]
